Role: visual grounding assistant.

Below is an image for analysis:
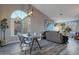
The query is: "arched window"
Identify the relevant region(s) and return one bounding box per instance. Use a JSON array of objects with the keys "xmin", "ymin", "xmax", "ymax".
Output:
[
  {"xmin": 11, "ymin": 10, "xmax": 27, "ymax": 35},
  {"xmin": 11, "ymin": 10, "xmax": 27, "ymax": 19}
]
